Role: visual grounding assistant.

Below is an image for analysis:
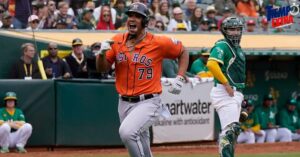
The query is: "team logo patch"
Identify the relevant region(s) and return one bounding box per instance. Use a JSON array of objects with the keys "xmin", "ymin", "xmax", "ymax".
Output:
[
  {"xmin": 132, "ymin": 4, "xmax": 138, "ymax": 10},
  {"xmin": 216, "ymin": 47, "xmax": 224, "ymax": 58}
]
